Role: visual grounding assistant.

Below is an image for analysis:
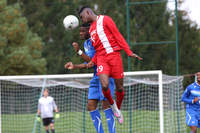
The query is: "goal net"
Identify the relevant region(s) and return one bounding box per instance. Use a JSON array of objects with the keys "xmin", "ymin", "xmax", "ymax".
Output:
[{"xmin": 0, "ymin": 70, "xmax": 187, "ymax": 133}]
